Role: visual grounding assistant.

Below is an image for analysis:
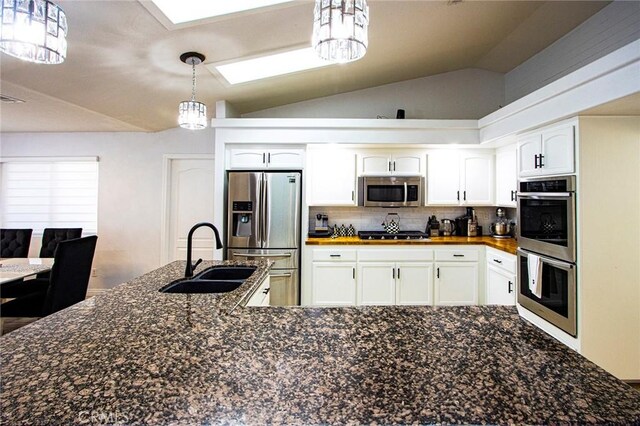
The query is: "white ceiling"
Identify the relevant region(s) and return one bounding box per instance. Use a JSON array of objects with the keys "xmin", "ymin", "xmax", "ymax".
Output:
[{"xmin": 0, "ymin": 0, "xmax": 610, "ymax": 133}]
